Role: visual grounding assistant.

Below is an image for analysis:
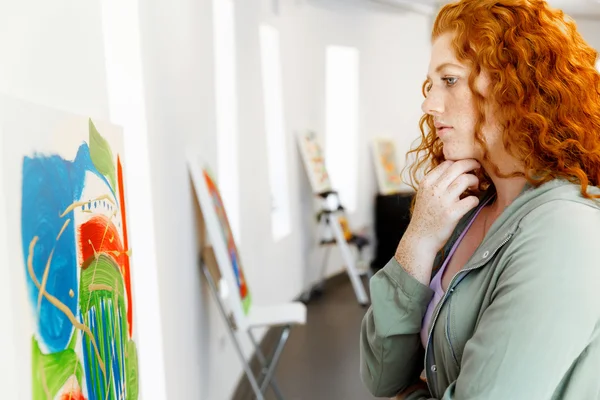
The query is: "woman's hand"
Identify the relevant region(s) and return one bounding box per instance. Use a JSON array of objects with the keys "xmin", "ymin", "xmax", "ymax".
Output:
[
  {"xmin": 393, "ymin": 381, "xmax": 429, "ymax": 399},
  {"xmin": 395, "ymin": 159, "xmax": 480, "ymax": 285},
  {"xmin": 409, "ymin": 159, "xmax": 480, "ymax": 253}
]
